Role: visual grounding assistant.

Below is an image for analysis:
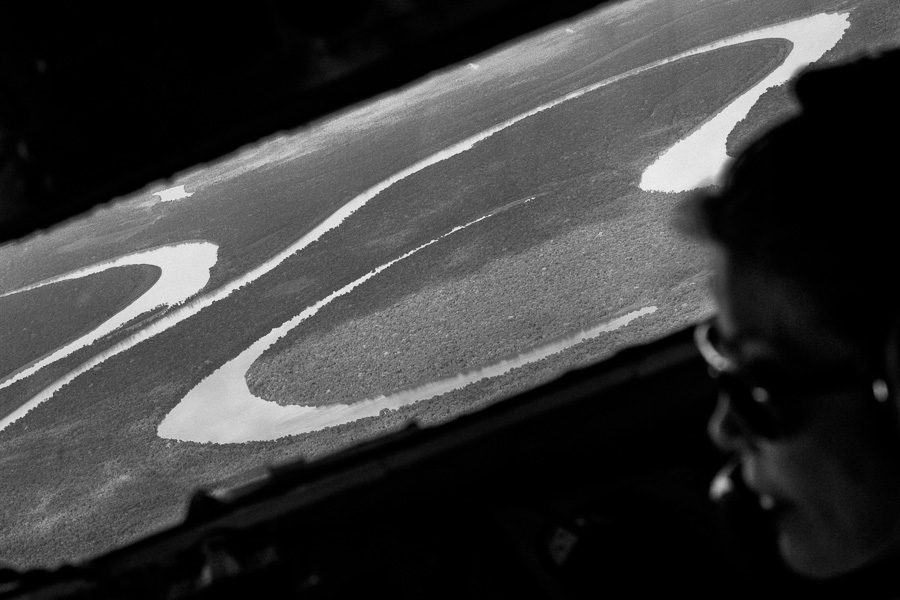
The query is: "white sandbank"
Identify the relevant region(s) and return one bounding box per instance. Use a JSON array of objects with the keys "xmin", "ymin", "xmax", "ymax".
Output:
[{"xmin": 152, "ymin": 185, "xmax": 194, "ymax": 202}]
